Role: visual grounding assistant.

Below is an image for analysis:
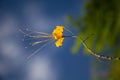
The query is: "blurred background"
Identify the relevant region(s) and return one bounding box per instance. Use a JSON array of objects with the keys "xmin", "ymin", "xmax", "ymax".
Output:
[{"xmin": 0, "ymin": 0, "xmax": 120, "ymax": 80}]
